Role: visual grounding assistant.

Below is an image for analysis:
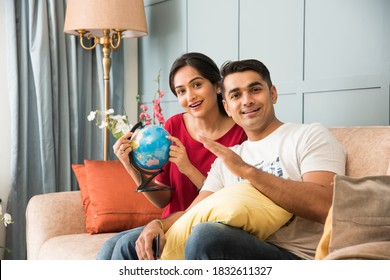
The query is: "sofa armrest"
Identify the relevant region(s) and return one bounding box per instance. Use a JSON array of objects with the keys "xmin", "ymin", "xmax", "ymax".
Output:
[
  {"xmin": 26, "ymin": 191, "xmax": 86, "ymax": 260},
  {"xmin": 324, "ymin": 242, "xmax": 390, "ymax": 260}
]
